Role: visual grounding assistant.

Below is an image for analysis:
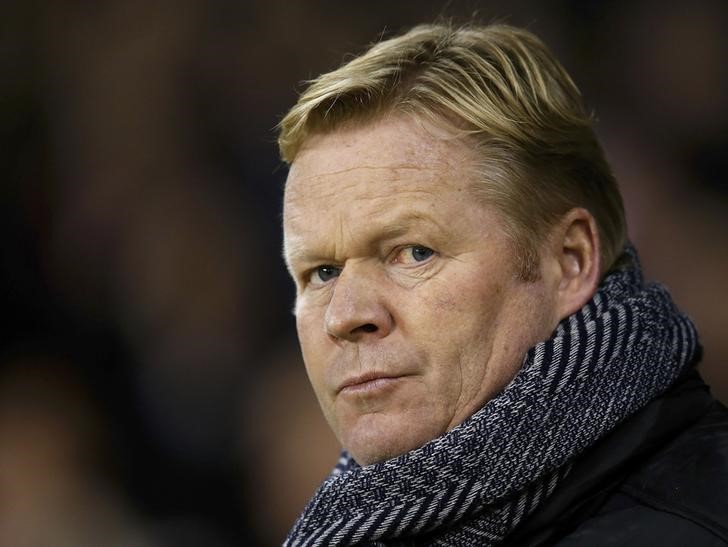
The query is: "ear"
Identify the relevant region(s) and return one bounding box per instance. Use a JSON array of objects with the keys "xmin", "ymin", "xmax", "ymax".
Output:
[{"xmin": 546, "ymin": 208, "xmax": 602, "ymax": 321}]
